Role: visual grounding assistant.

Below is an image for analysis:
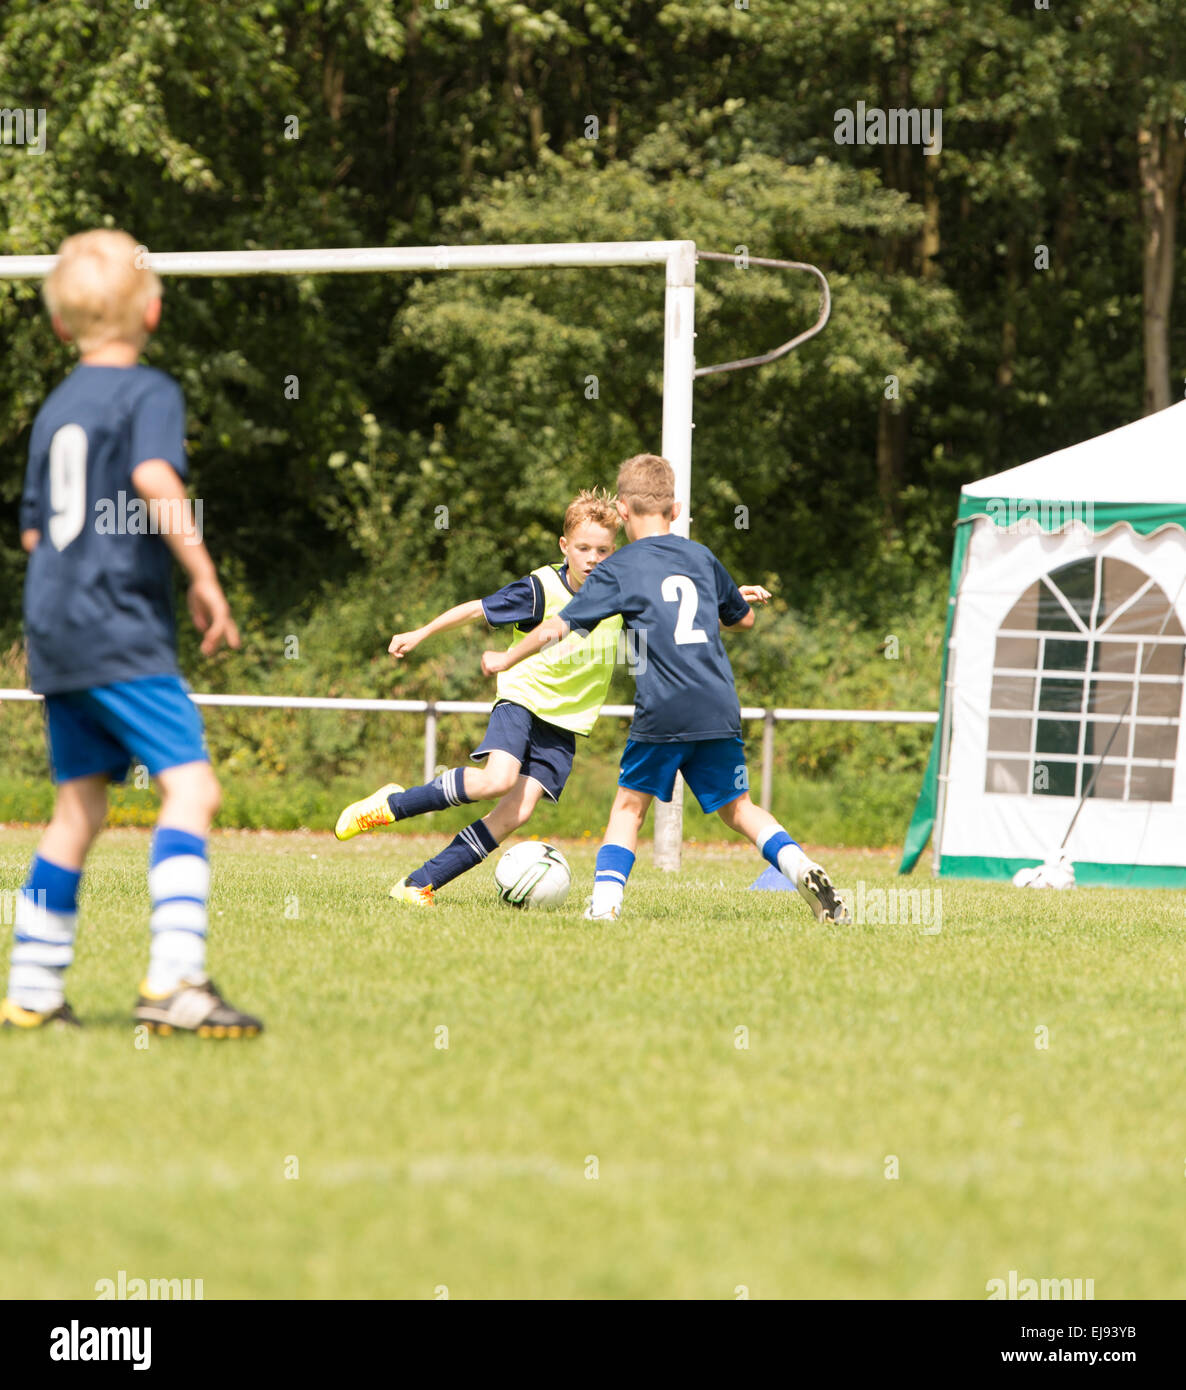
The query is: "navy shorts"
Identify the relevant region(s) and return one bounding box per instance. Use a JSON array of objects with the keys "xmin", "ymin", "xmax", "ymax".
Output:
[
  {"xmin": 43, "ymin": 675, "xmax": 210, "ymax": 784},
  {"xmin": 619, "ymin": 736, "xmax": 748, "ymax": 814},
  {"xmin": 472, "ymin": 700, "xmax": 576, "ymax": 802}
]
